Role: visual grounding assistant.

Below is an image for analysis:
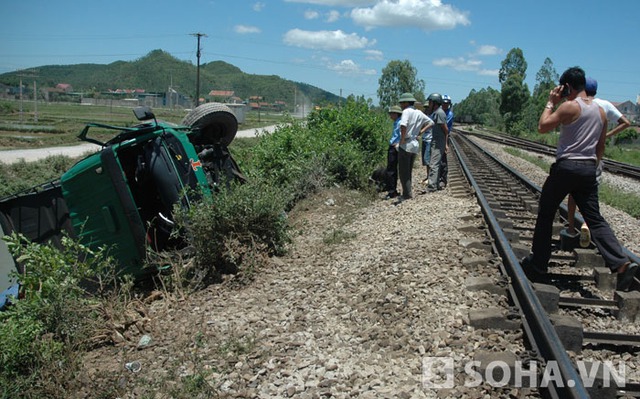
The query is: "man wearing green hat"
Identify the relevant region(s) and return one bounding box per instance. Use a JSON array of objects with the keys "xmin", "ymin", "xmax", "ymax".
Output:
[
  {"xmin": 398, "ymin": 92, "xmax": 434, "ymax": 200},
  {"xmin": 384, "ymin": 105, "xmax": 403, "ymax": 199}
]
